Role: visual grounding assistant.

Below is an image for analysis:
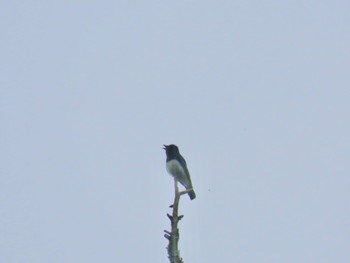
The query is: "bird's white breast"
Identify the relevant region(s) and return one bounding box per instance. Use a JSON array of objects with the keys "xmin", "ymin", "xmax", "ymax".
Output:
[{"xmin": 166, "ymin": 159, "xmax": 185, "ymax": 178}]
